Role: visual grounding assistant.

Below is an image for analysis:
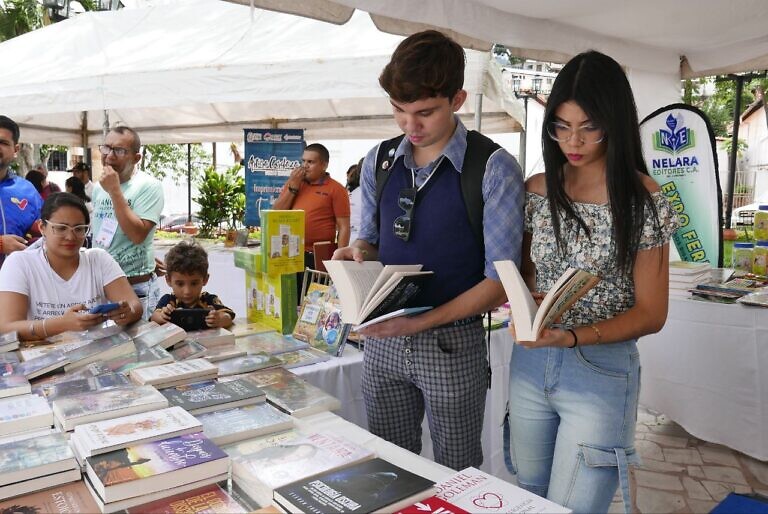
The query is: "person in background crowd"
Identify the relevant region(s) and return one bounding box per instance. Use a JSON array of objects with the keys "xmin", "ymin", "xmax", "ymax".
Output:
[
  {"xmin": 32, "ymin": 163, "xmax": 61, "ymax": 200},
  {"xmin": 0, "ymin": 192, "xmax": 142, "ymax": 339},
  {"xmin": 0, "ymin": 115, "xmax": 42, "ymax": 267},
  {"xmin": 333, "ymin": 30, "xmax": 524, "ymax": 470},
  {"xmin": 91, "ymin": 126, "xmax": 164, "ymax": 320},
  {"xmin": 65, "ymin": 176, "xmax": 92, "ymax": 214},
  {"xmin": 69, "ymin": 162, "xmax": 94, "ymax": 199},
  {"xmin": 272, "ymin": 142, "xmax": 350, "ymax": 302},
  {"xmin": 346, "ymin": 161, "xmax": 362, "ymax": 242},
  {"xmin": 505, "ymin": 50, "xmax": 679, "ymax": 514},
  {"xmin": 24, "ymin": 169, "xmax": 45, "ymax": 196}
]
